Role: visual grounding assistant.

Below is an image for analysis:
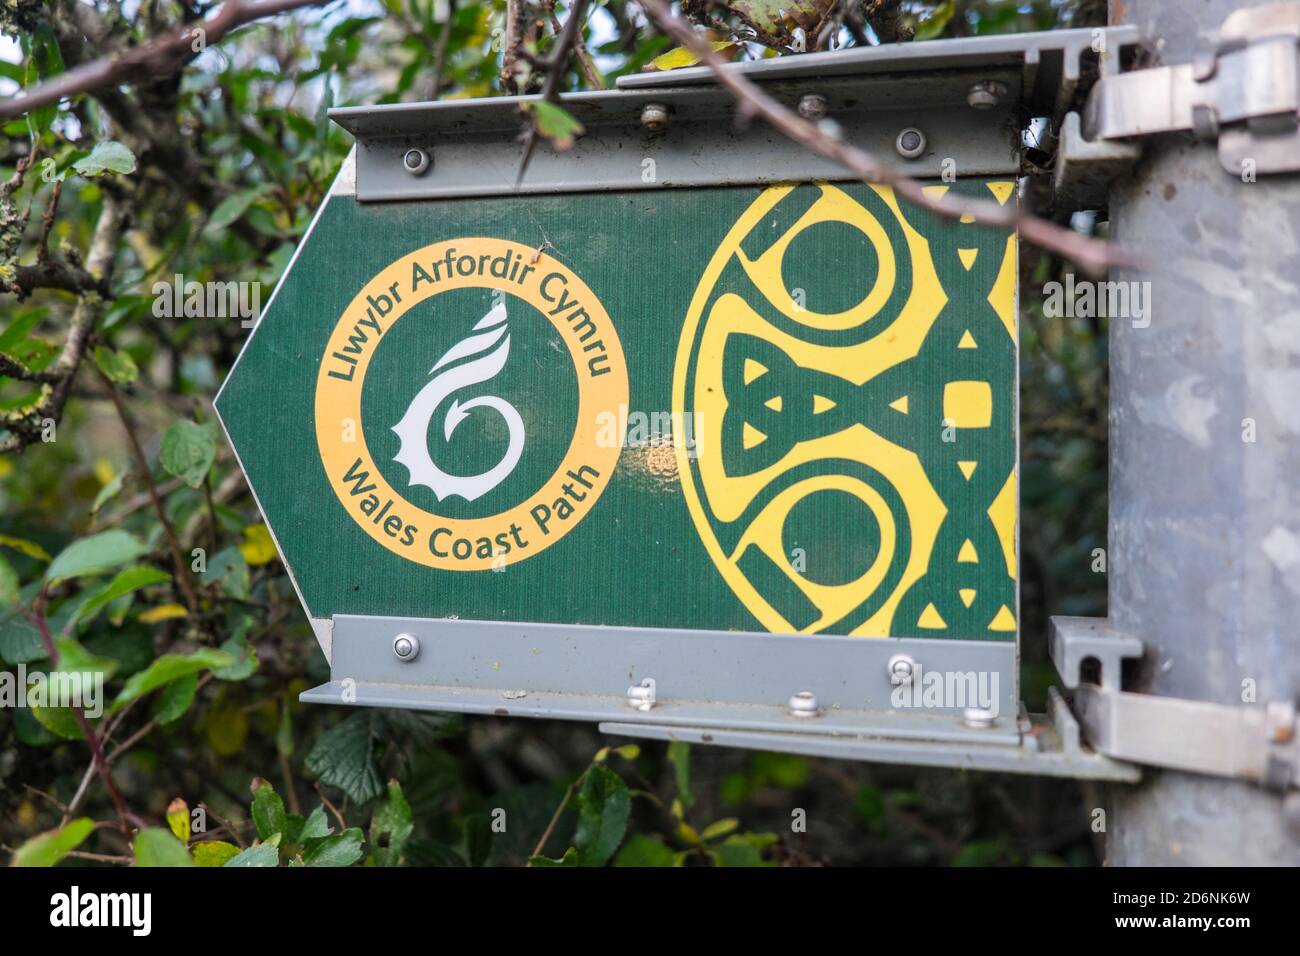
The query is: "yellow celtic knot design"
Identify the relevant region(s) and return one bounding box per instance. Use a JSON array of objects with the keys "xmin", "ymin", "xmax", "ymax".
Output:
[{"xmin": 673, "ymin": 181, "xmax": 1018, "ymax": 639}]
